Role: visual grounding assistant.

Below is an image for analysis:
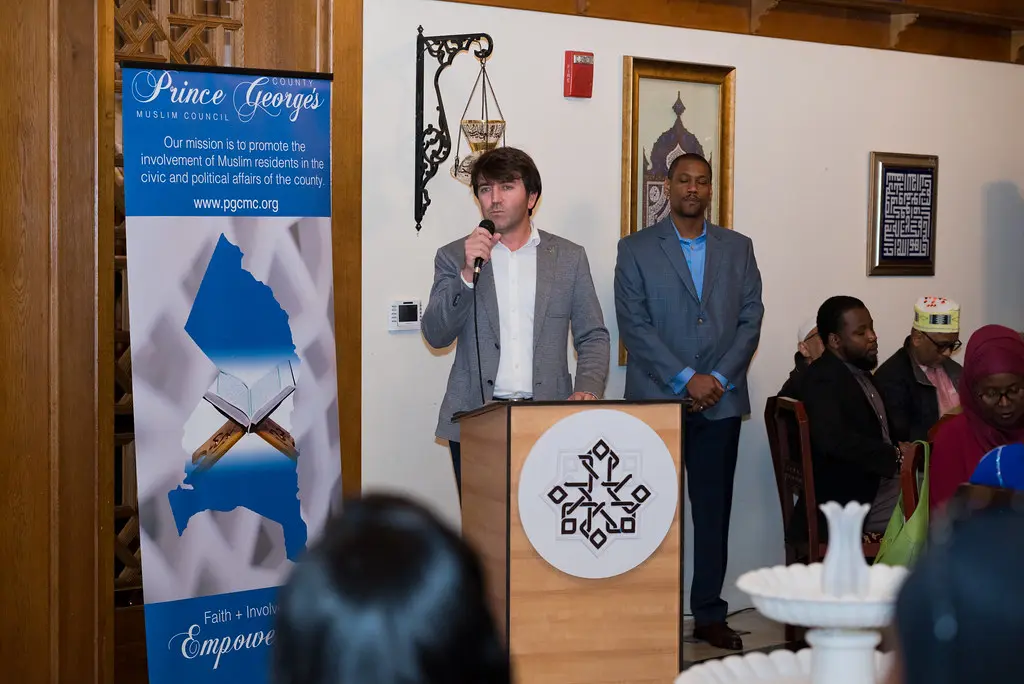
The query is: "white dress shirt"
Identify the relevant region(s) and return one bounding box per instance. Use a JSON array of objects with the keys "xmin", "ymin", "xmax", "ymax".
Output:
[{"xmin": 463, "ymin": 222, "xmax": 540, "ymax": 399}]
